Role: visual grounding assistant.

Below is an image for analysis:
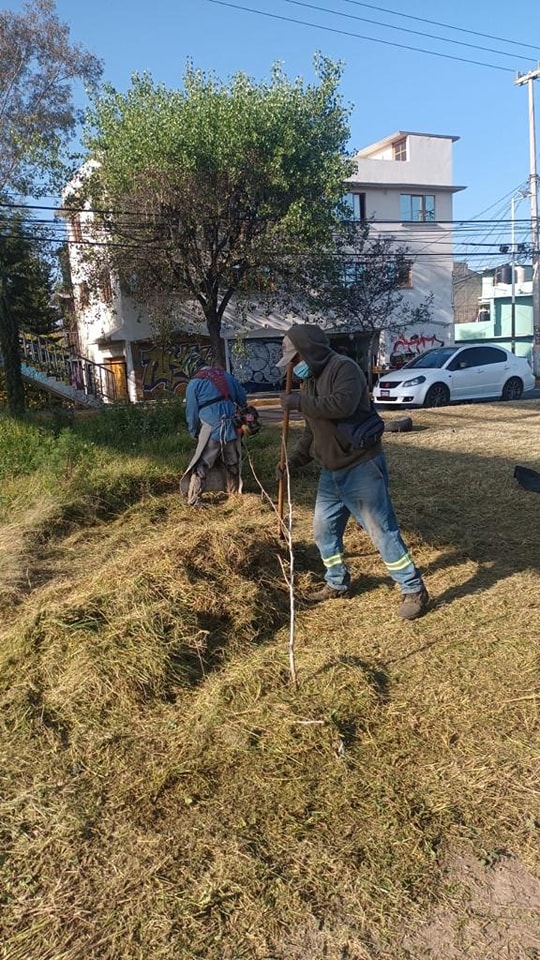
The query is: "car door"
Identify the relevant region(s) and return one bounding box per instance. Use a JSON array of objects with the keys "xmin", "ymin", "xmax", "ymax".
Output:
[
  {"xmin": 446, "ymin": 347, "xmax": 486, "ymax": 399},
  {"xmin": 474, "ymin": 346, "xmax": 510, "ymax": 396}
]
